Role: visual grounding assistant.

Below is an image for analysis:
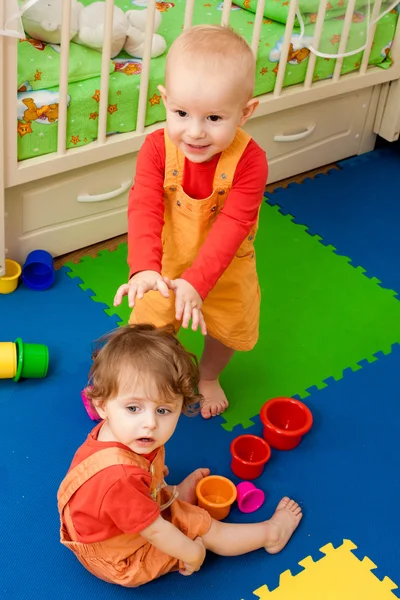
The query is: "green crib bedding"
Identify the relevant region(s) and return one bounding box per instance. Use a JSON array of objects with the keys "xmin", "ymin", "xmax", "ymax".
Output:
[{"xmin": 16, "ymin": 0, "xmax": 398, "ymax": 161}]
